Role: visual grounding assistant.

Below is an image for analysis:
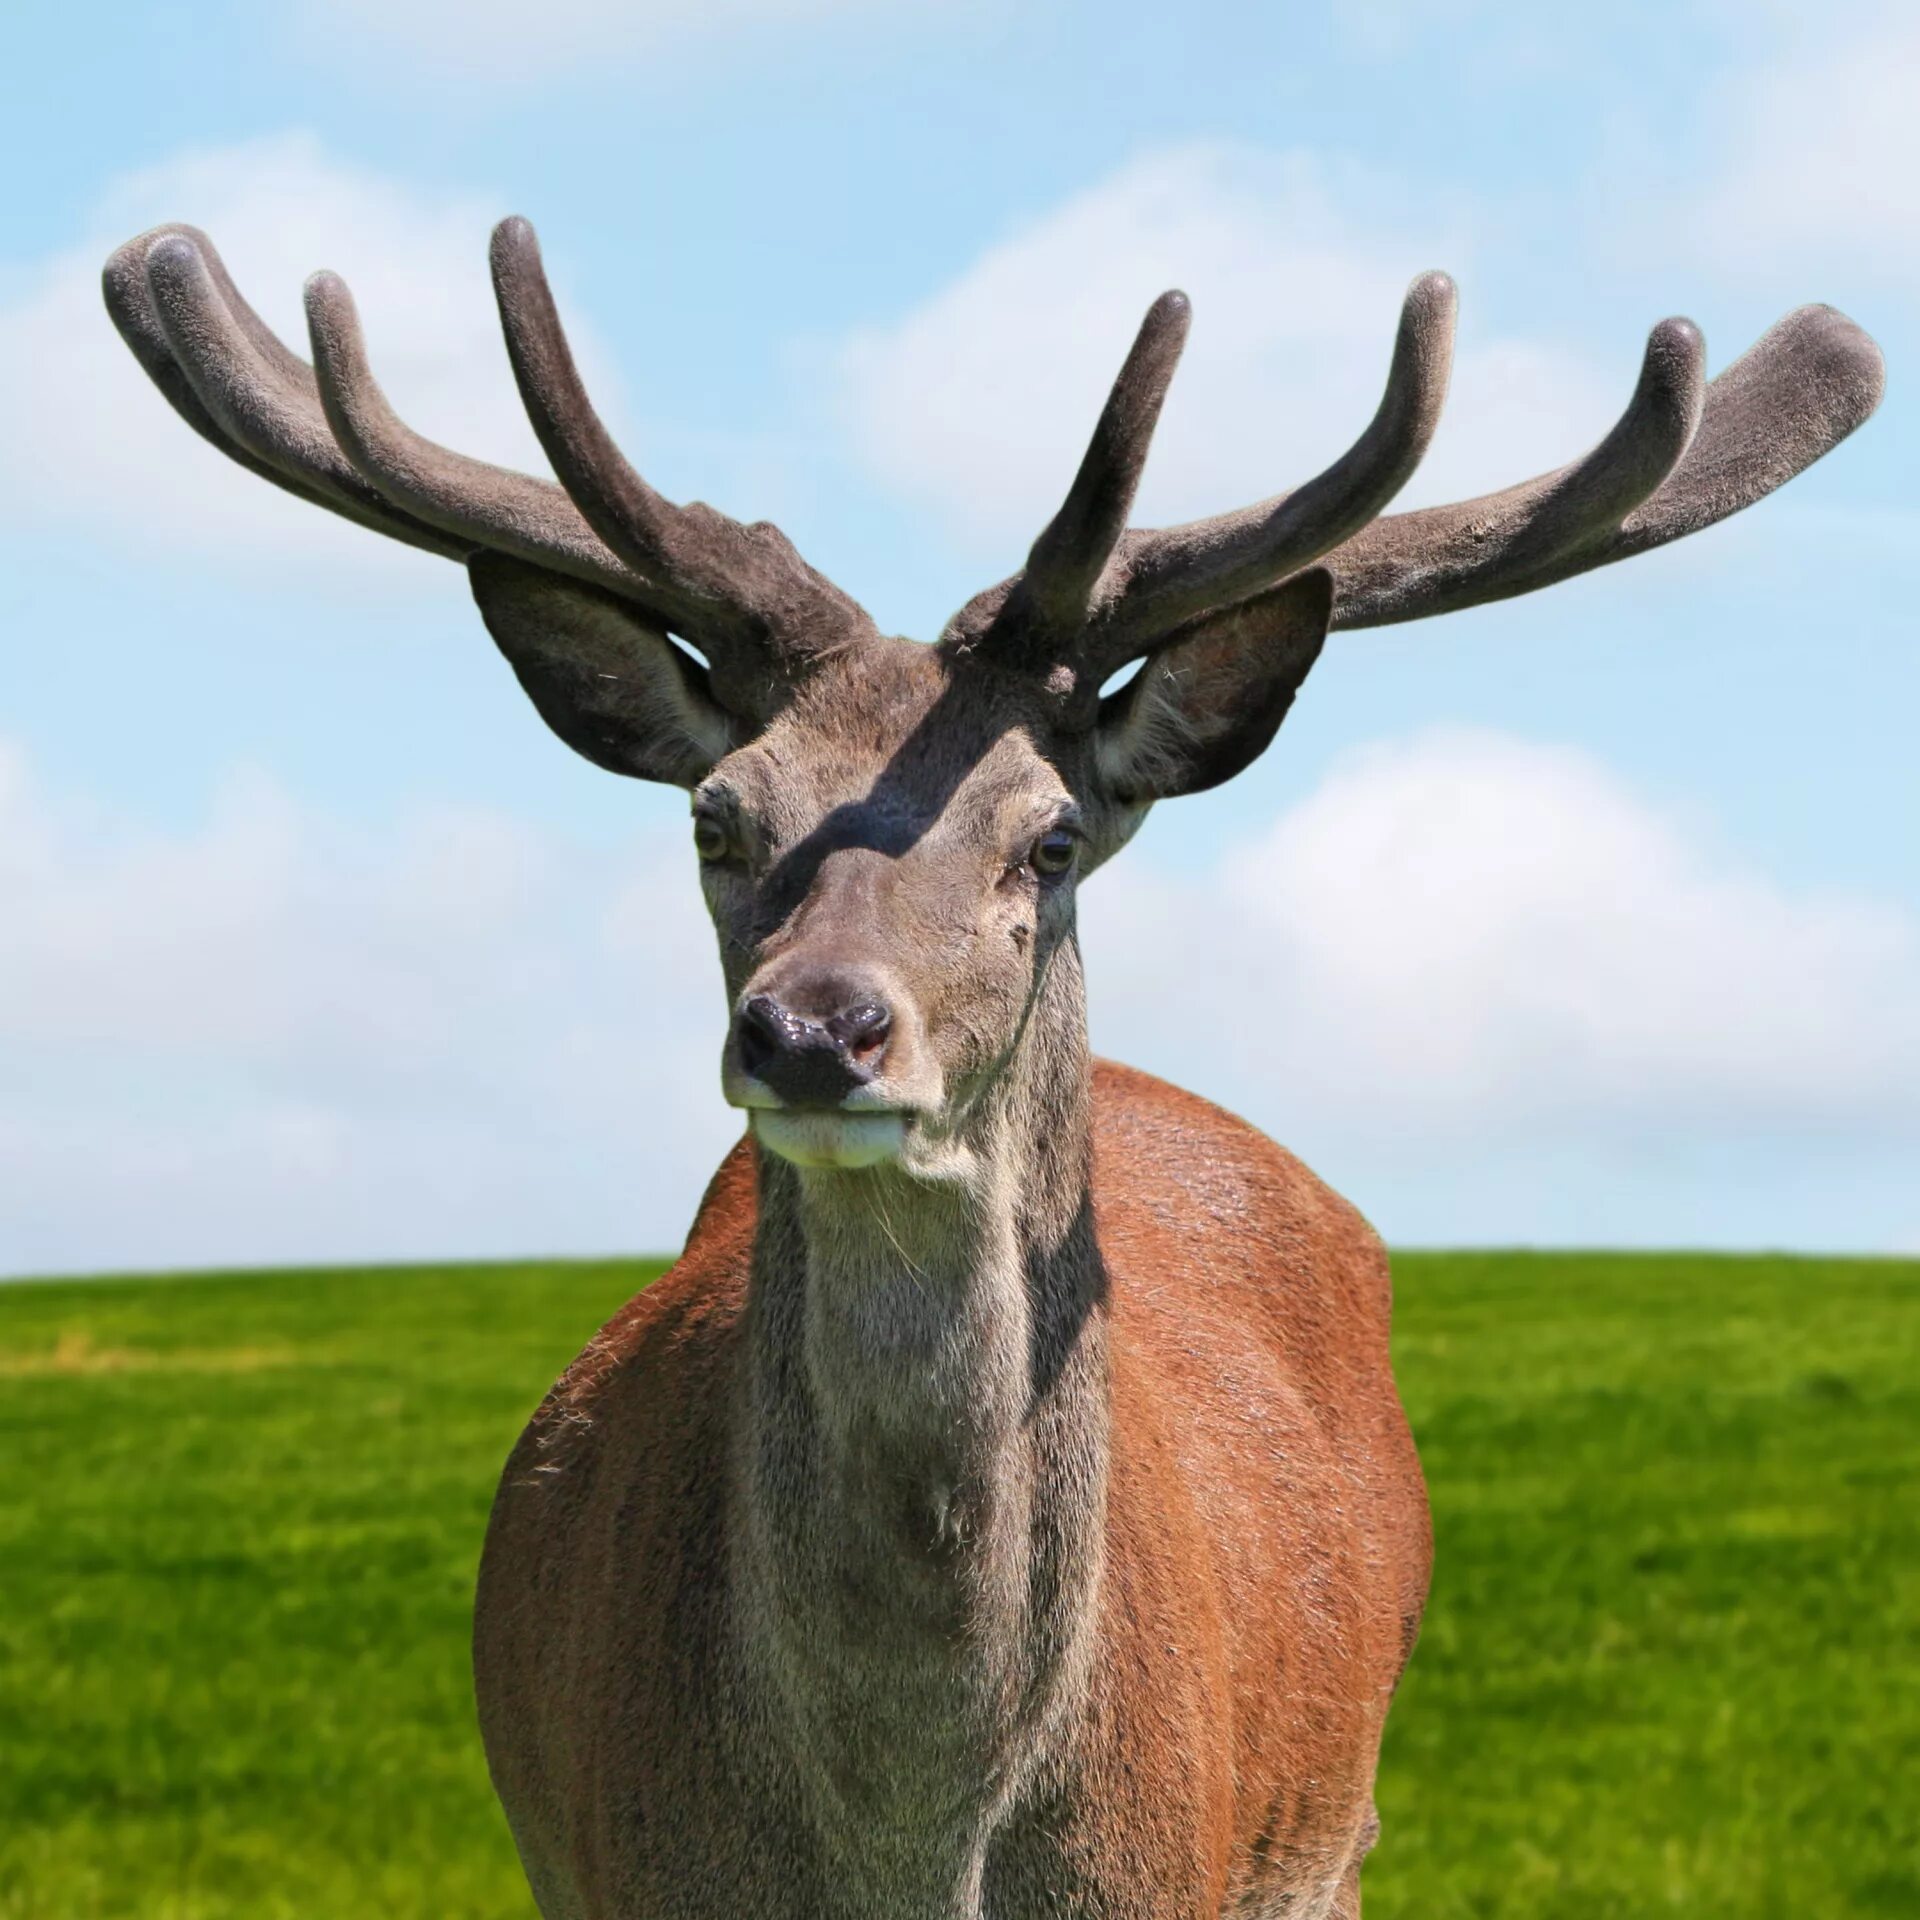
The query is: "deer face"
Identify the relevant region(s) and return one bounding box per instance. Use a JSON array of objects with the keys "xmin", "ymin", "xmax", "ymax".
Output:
[
  {"xmin": 701, "ymin": 641, "xmax": 1091, "ymax": 1173},
  {"xmin": 467, "ymin": 553, "xmax": 1337, "ymax": 1174}
]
